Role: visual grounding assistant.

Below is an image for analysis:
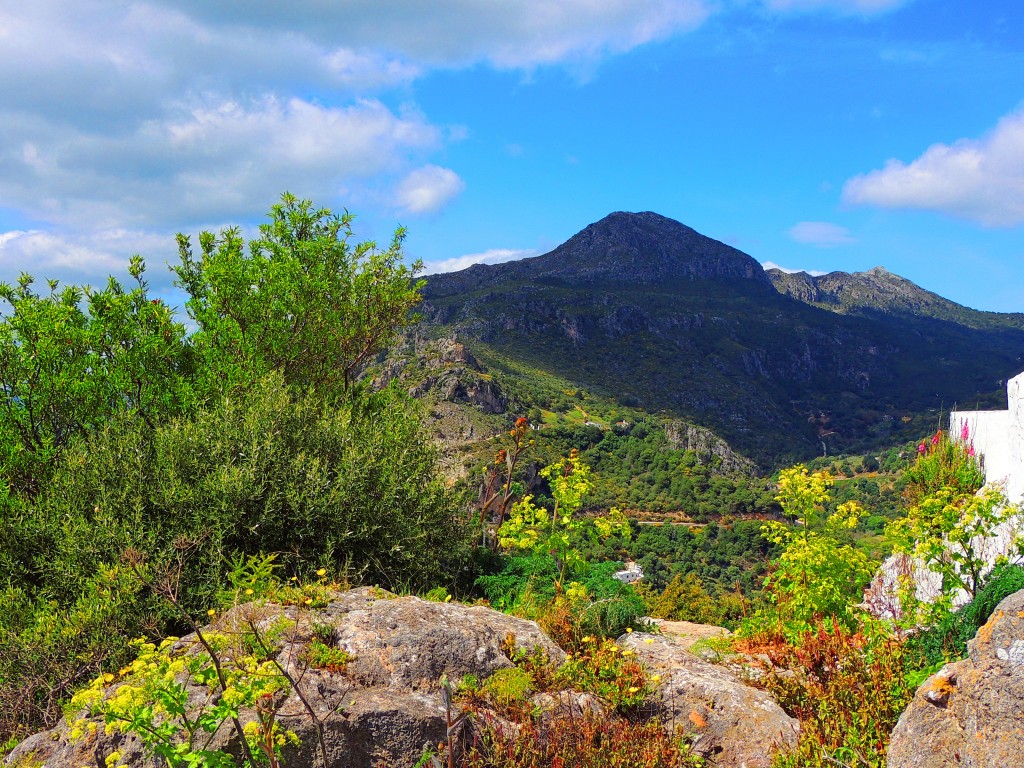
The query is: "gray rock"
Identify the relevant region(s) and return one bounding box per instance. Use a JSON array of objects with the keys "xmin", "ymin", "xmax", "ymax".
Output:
[
  {"xmin": 644, "ymin": 617, "xmax": 733, "ymax": 654},
  {"xmin": 888, "ymin": 588, "xmax": 1024, "ymax": 768},
  {"xmin": 4, "ymin": 588, "xmax": 563, "ymax": 768},
  {"xmin": 619, "ymin": 632, "xmax": 799, "ymax": 768}
]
